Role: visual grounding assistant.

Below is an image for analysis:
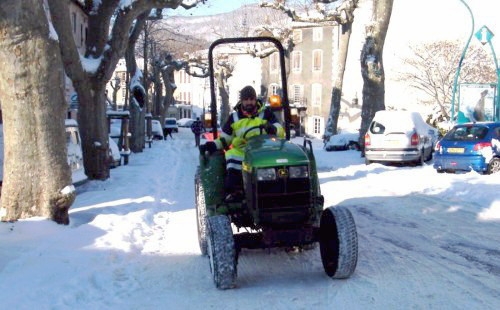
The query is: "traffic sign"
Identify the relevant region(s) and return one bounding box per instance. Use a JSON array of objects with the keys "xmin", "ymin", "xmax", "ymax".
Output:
[{"xmin": 475, "ymin": 25, "xmax": 494, "ymax": 45}]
